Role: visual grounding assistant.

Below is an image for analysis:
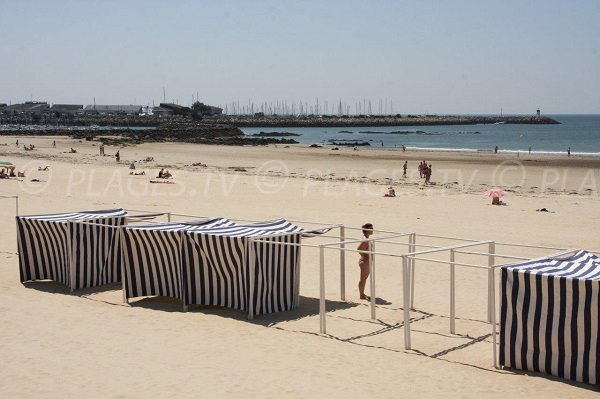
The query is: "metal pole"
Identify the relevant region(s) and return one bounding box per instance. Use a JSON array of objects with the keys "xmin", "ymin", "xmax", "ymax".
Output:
[
  {"xmin": 402, "ymin": 255, "xmax": 411, "ymax": 349},
  {"xmin": 319, "ymin": 245, "xmax": 326, "ymax": 334},
  {"xmin": 295, "ymin": 236, "xmax": 302, "ymax": 307},
  {"xmin": 450, "ymin": 249, "xmax": 456, "ymax": 334},
  {"xmin": 340, "ymin": 225, "xmax": 346, "ymax": 301},
  {"xmin": 15, "ymin": 196, "xmax": 19, "ymax": 216},
  {"xmin": 491, "ymin": 265, "xmax": 498, "ymax": 368},
  {"xmin": 369, "ymin": 240, "xmax": 376, "ymax": 320},
  {"xmin": 410, "ymin": 233, "xmax": 416, "ymax": 309},
  {"xmin": 488, "ymin": 241, "xmax": 495, "ymax": 322},
  {"xmin": 167, "ymin": 212, "xmax": 171, "ymax": 222}
]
